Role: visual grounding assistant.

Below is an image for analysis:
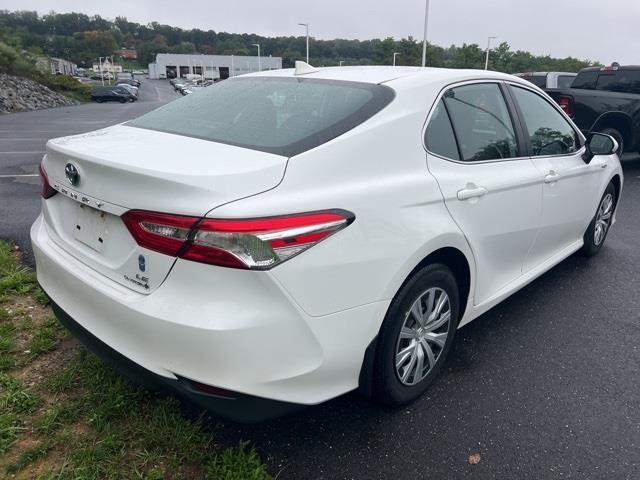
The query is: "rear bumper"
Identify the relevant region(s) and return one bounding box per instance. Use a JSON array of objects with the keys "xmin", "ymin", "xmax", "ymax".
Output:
[
  {"xmin": 31, "ymin": 212, "xmax": 387, "ymax": 410},
  {"xmin": 49, "ymin": 299, "xmax": 303, "ymax": 422}
]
